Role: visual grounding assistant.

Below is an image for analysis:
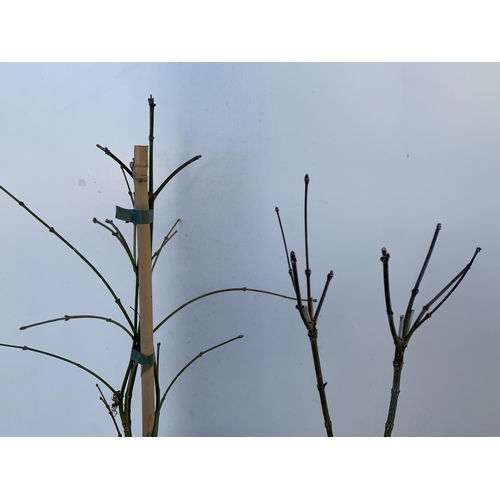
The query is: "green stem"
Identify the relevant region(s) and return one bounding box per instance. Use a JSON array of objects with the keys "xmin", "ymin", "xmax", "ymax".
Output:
[
  {"xmin": 276, "ymin": 190, "xmax": 334, "ymax": 437},
  {"xmin": 148, "ymin": 94, "xmax": 155, "ymax": 210},
  {"xmin": 308, "ymin": 329, "xmax": 334, "ymax": 436},
  {"xmin": 158, "ymin": 335, "xmax": 244, "ymax": 412},
  {"xmin": 384, "ymin": 343, "xmax": 406, "ymax": 437},
  {"xmin": 93, "ymin": 218, "xmax": 137, "ymax": 273},
  {"xmin": 20, "ymin": 314, "xmax": 134, "ymax": 339},
  {"xmin": 117, "ymin": 359, "xmax": 134, "ymax": 437},
  {"xmin": 152, "ymin": 218, "xmax": 180, "ymax": 272},
  {"xmin": 406, "ymin": 246, "xmax": 481, "ymax": 341},
  {"xmin": 118, "ymin": 269, "xmax": 141, "ymax": 437},
  {"xmin": 303, "ymin": 175, "xmax": 314, "ymax": 319},
  {"xmin": 290, "ymin": 252, "xmax": 311, "ymax": 330},
  {"xmin": 153, "ymin": 155, "xmax": 202, "ymax": 201},
  {"xmin": 0, "ymin": 342, "xmax": 116, "ymax": 394},
  {"xmin": 0, "ymin": 185, "xmax": 134, "ymax": 332},
  {"xmin": 95, "ymin": 144, "xmax": 134, "ymax": 205},
  {"xmin": 154, "ymin": 287, "xmax": 304, "ymax": 334},
  {"xmin": 152, "ymin": 343, "xmax": 162, "ymax": 437},
  {"xmin": 123, "ymin": 362, "xmax": 138, "ymax": 437},
  {"xmin": 402, "ymin": 223, "xmax": 441, "ymax": 336},
  {"xmin": 96, "ymin": 143, "xmax": 133, "ymax": 177},
  {"xmin": 148, "ymin": 94, "xmax": 156, "ymax": 246},
  {"xmin": 313, "ymin": 270, "xmax": 334, "ymax": 322},
  {"xmin": 274, "ymin": 206, "xmax": 293, "ymax": 274},
  {"xmin": 380, "ymin": 248, "xmax": 399, "ymax": 343}
]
